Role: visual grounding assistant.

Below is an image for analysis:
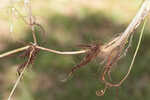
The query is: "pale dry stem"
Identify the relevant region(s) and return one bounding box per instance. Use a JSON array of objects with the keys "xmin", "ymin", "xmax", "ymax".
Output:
[
  {"xmin": 7, "ymin": 47, "xmax": 34, "ymax": 100},
  {"xmin": 98, "ymin": 14, "xmax": 147, "ymax": 95},
  {"xmin": 1, "ymin": 0, "xmax": 150, "ymax": 98},
  {"xmin": 0, "ymin": 46, "xmax": 29, "ymax": 59}
]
